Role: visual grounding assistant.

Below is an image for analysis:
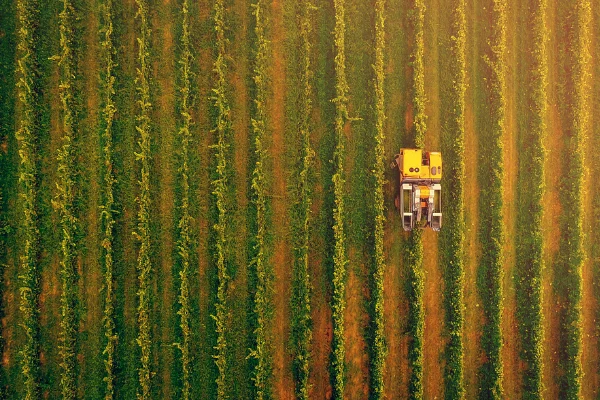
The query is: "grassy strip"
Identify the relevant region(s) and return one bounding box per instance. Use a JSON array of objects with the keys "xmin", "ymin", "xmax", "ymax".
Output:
[
  {"xmin": 290, "ymin": 2, "xmax": 315, "ymax": 399},
  {"xmin": 98, "ymin": 0, "xmax": 117, "ymax": 398},
  {"xmin": 557, "ymin": 1, "xmax": 590, "ymax": 398},
  {"xmin": 477, "ymin": 0, "xmax": 506, "ymax": 398},
  {"xmin": 514, "ymin": 0, "xmax": 547, "ymax": 398},
  {"xmin": 15, "ymin": 0, "xmax": 41, "ymax": 397},
  {"xmin": 55, "ymin": 1, "xmax": 79, "ymax": 397},
  {"xmin": 407, "ymin": 0, "xmax": 426, "ymax": 398},
  {"xmin": 248, "ymin": 0, "xmax": 273, "ymax": 398},
  {"xmin": 440, "ymin": 0, "xmax": 466, "ymax": 398},
  {"xmin": 0, "ymin": 1, "xmax": 16, "ymax": 393},
  {"xmin": 176, "ymin": 0, "xmax": 193, "ymax": 399},
  {"xmin": 134, "ymin": 0, "xmax": 153, "ymax": 398},
  {"xmin": 211, "ymin": 0, "xmax": 232, "ymax": 398},
  {"xmin": 370, "ymin": 0, "xmax": 386, "ymax": 398},
  {"xmin": 595, "ymin": 2, "xmax": 600, "ymax": 390},
  {"xmin": 331, "ymin": 0, "xmax": 350, "ymax": 396}
]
